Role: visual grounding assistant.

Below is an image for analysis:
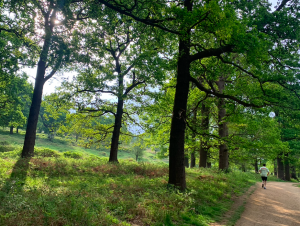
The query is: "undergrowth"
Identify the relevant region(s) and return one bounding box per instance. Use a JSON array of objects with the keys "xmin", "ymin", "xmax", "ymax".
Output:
[{"xmin": 0, "ymin": 144, "xmax": 258, "ymax": 225}]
